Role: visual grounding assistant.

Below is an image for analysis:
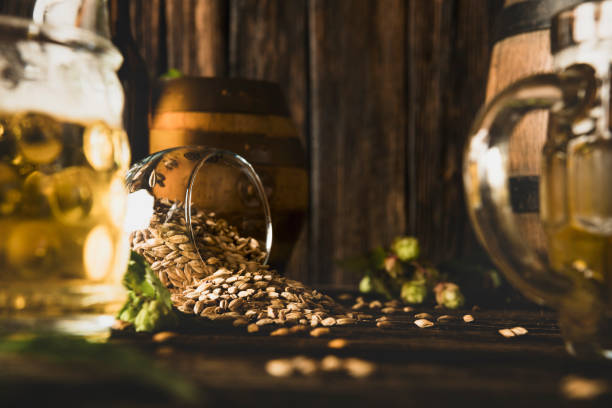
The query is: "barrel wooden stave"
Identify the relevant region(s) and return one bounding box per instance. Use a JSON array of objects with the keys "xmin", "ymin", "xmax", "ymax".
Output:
[
  {"xmin": 486, "ymin": 28, "xmax": 552, "ymax": 255},
  {"xmin": 485, "ymin": 0, "xmax": 566, "ymax": 256},
  {"xmin": 150, "ymin": 78, "xmax": 308, "ymax": 272}
]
